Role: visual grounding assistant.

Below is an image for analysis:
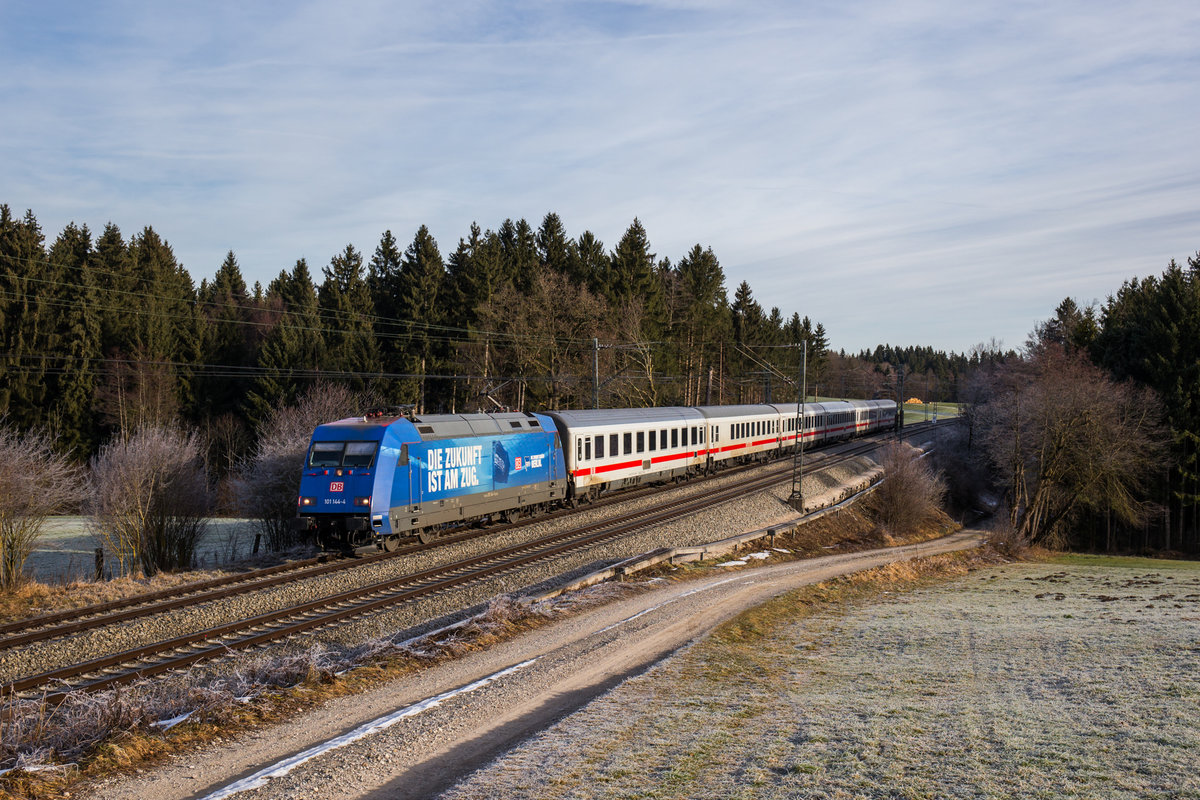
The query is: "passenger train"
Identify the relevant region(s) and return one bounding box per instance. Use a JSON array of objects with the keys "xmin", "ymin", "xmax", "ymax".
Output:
[{"xmin": 295, "ymin": 399, "xmax": 897, "ymax": 552}]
